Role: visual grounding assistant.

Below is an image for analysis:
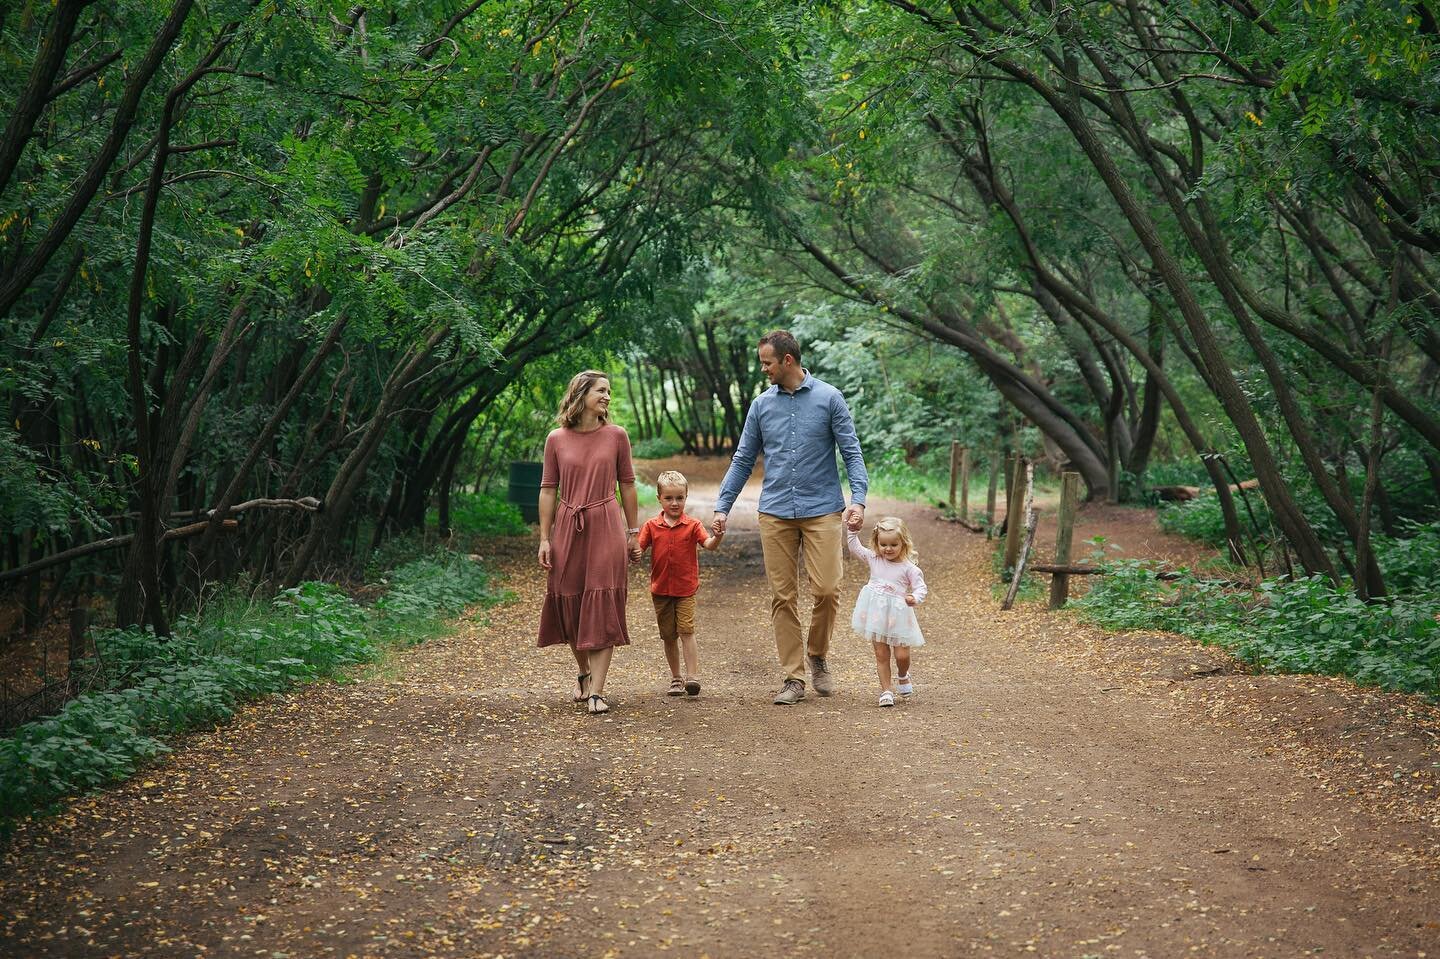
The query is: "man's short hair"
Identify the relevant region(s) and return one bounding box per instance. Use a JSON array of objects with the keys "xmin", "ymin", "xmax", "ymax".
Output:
[
  {"xmin": 655, "ymin": 470, "xmax": 688, "ymax": 492},
  {"xmin": 759, "ymin": 330, "xmax": 801, "ymax": 366}
]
